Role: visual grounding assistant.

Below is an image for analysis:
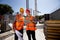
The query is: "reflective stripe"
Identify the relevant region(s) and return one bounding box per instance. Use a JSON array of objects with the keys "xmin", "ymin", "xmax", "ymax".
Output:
[{"xmin": 26, "ymin": 22, "xmax": 37, "ymax": 31}]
